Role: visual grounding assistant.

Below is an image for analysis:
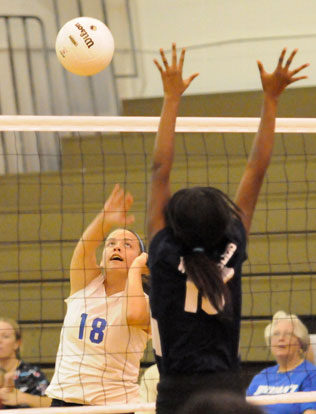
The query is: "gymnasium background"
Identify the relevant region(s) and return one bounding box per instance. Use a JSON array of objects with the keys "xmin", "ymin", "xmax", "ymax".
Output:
[{"xmin": 0, "ymin": 0, "xmax": 316, "ymax": 386}]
